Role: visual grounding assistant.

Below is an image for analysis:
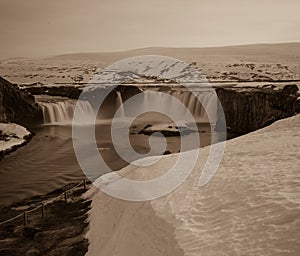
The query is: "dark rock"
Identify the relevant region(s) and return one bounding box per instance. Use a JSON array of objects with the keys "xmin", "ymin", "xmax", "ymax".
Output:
[
  {"xmin": 0, "ymin": 249, "xmax": 17, "ymax": 256},
  {"xmin": 0, "ymin": 77, "xmax": 42, "ymax": 125},
  {"xmin": 139, "ymin": 124, "xmax": 193, "ymax": 137},
  {"xmin": 115, "ymin": 85, "xmax": 142, "ymax": 101},
  {"xmin": 34, "ymin": 227, "xmax": 80, "ymax": 248},
  {"xmin": 24, "ymin": 85, "xmax": 82, "ymax": 99},
  {"xmin": 216, "ymin": 87, "xmax": 299, "ymax": 134},
  {"xmin": 65, "ymin": 239, "xmax": 89, "ymax": 256},
  {"xmin": 163, "ymin": 150, "xmax": 172, "ymax": 155},
  {"xmin": 26, "ymin": 248, "xmax": 39, "ymax": 256},
  {"xmin": 282, "ymin": 84, "xmax": 299, "ymax": 94},
  {"xmin": 140, "ymin": 129, "xmax": 180, "ymax": 137},
  {"xmin": 143, "ymin": 124, "xmax": 152, "ymax": 130},
  {"xmin": 0, "ymin": 238, "xmax": 17, "ymax": 248},
  {"xmin": 47, "ymin": 237, "xmax": 88, "ymax": 256},
  {"xmin": 57, "ymin": 235, "xmax": 84, "ymax": 248},
  {"xmin": 295, "ymin": 97, "xmax": 300, "ymax": 113},
  {"xmin": 22, "ymin": 226, "xmax": 41, "ymax": 239},
  {"xmin": 25, "ymin": 84, "xmax": 141, "ymax": 101}
]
